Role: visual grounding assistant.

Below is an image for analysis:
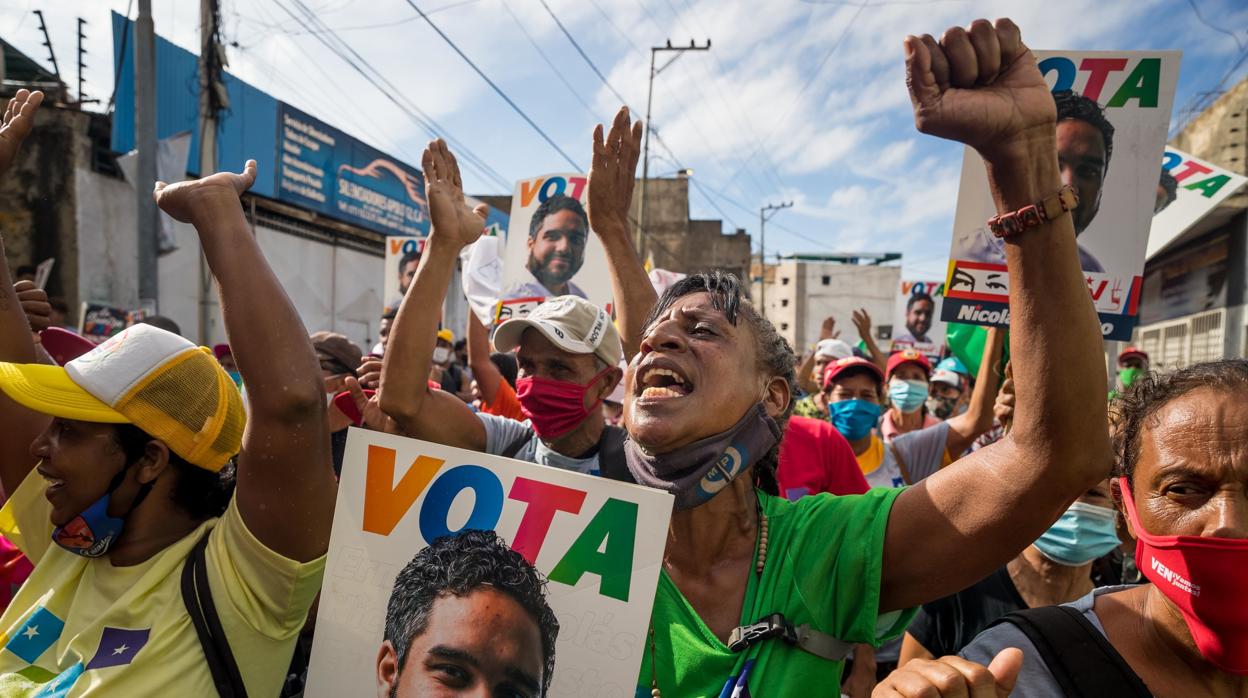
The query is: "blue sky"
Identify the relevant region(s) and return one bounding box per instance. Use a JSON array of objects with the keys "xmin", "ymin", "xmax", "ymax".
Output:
[{"xmin": 3, "ymin": 0, "xmax": 1246, "ymax": 279}]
